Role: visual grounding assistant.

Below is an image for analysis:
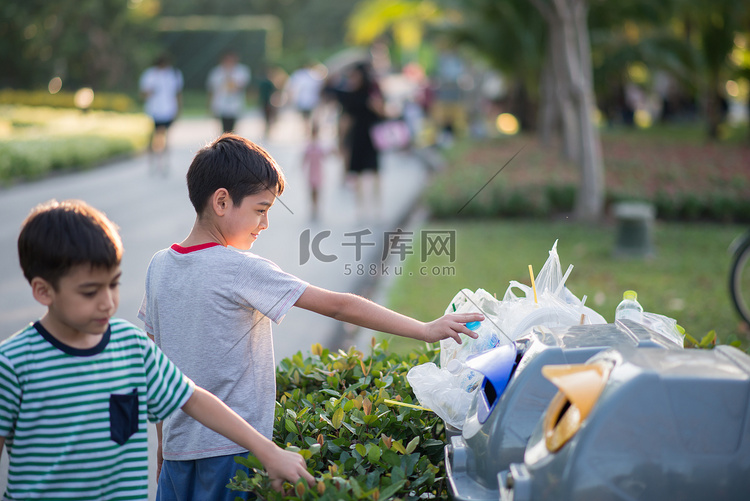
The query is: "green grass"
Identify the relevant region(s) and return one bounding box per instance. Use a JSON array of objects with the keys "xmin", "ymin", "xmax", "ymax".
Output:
[{"xmin": 381, "ymin": 219, "xmax": 748, "ymax": 354}]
